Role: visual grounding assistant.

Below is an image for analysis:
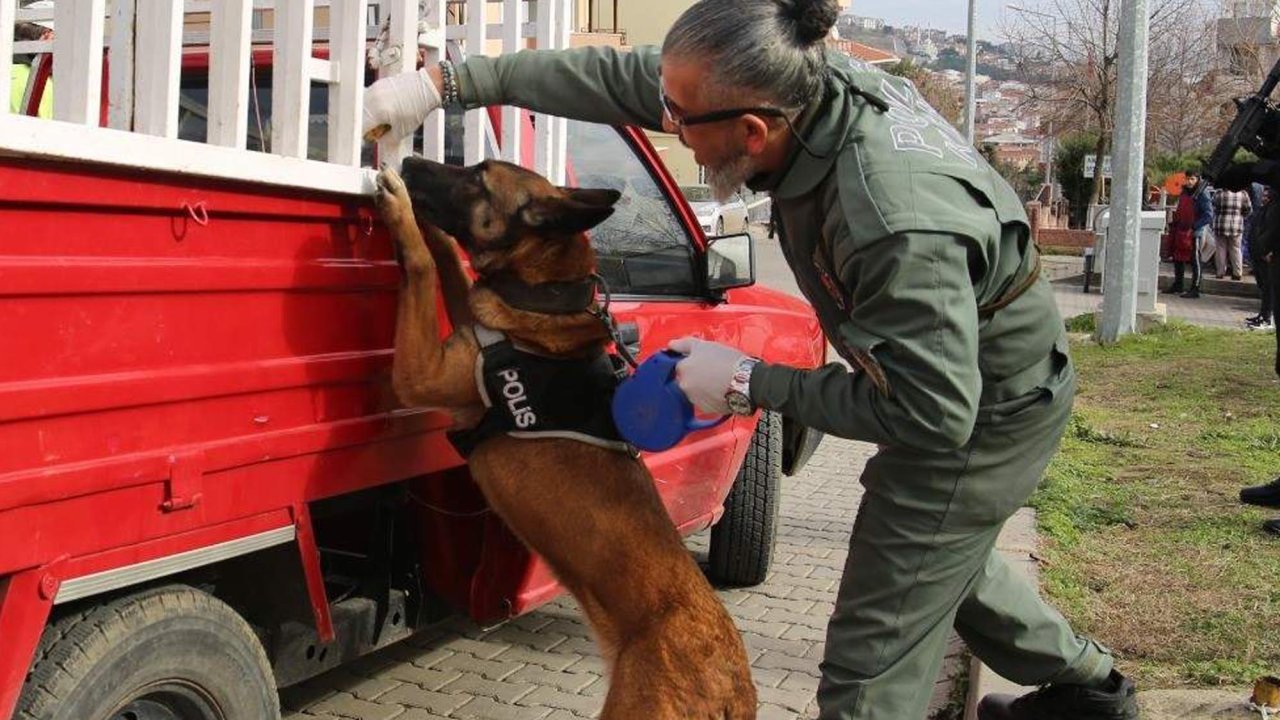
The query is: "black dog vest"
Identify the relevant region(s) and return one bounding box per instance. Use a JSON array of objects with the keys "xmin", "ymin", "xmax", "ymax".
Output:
[{"xmin": 447, "ymin": 326, "xmax": 634, "ymax": 457}]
